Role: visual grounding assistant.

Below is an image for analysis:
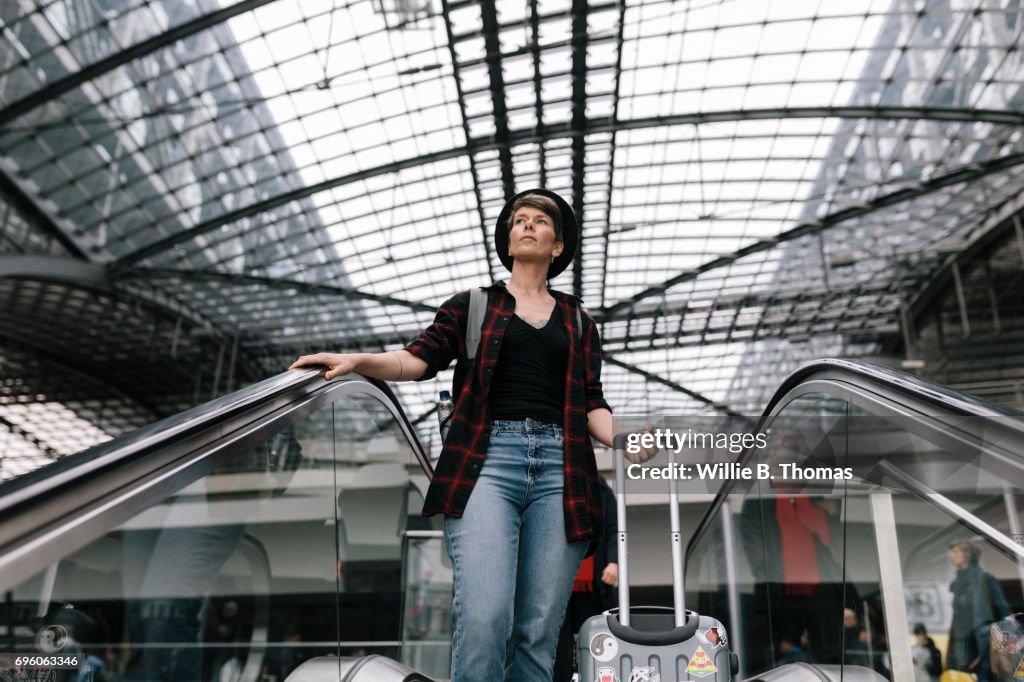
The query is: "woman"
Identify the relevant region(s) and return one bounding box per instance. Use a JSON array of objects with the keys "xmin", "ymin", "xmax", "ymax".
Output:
[
  {"xmin": 290, "ymin": 189, "xmax": 654, "ymax": 681},
  {"xmin": 946, "ymin": 539, "xmax": 1009, "ymax": 680}
]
